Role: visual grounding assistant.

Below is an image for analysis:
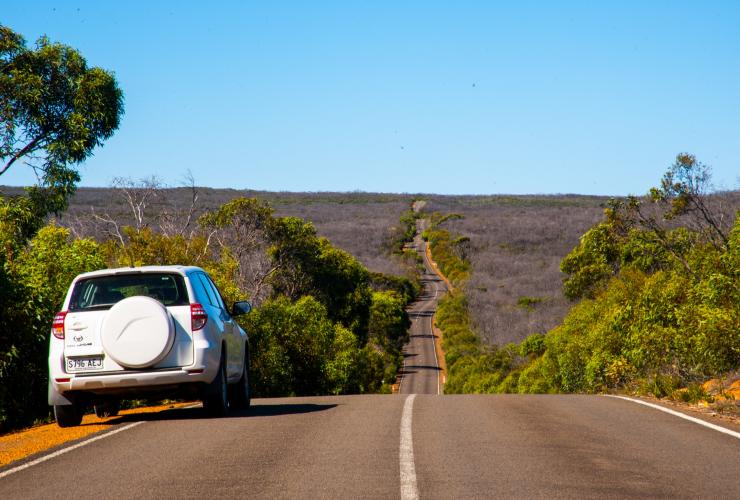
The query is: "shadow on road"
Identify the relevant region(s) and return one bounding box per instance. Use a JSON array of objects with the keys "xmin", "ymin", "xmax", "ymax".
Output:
[
  {"xmin": 400, "ymin": 365, "xmax": 441, "ymax": 372},
  {"xmin": 245, "ymin": 403, "xmax": 338, "ymax": 417},
  {"xmin": 408, "ymin": 311, "xmax": 434, "ymax": 319},
  {"xmin": 85, "ymin": 402, "xmax": 338, "ymax": 426}
]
